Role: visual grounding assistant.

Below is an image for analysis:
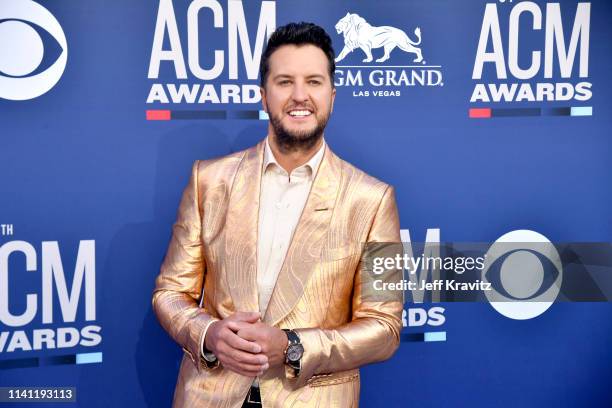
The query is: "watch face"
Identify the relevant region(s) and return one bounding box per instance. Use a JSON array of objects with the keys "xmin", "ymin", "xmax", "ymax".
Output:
[{"xmin": 287, "ymin": 344, "xmax": 304, "ymax": 362}]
